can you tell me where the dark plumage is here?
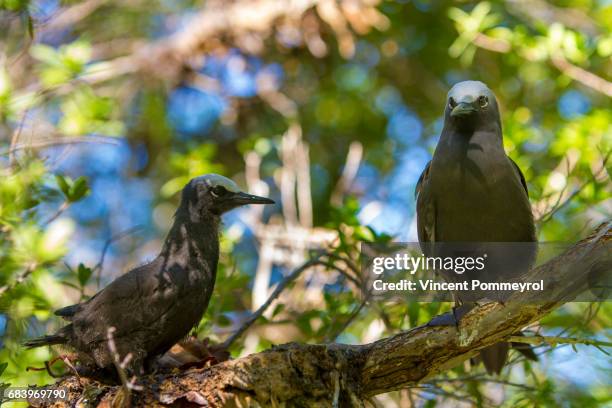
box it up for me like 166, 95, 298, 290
25, 174, 274, 374
415, 81, 538, 374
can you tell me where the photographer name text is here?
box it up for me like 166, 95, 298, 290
372, 279, 544, 292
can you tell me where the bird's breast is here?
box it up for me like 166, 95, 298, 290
429, 150, 533, 242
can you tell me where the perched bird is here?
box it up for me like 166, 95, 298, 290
25, 174, 274, 374
415, 81, 537, 374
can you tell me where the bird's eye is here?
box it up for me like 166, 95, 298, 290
448, 97, 457, 109
211, 186, 228, 198
478, 95, 489, 108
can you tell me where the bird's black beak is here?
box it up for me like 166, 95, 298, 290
451, 100, 478, 118
229, 191, 275, 206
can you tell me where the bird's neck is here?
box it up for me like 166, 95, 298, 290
438, 122, 504, 154
160, 214, 220, 272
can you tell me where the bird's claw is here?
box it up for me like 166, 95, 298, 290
427, 311, 458, 327
427, 304, 474, 327
155, 336, 230, 371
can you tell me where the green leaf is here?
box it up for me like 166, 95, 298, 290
30, 44, 63, 67
216, 314, 232, 327
69, 176, 89, 202
272, 303, 285, 318
55, 174, 71, 197
408, 302, 420, 328
424, 399, 436, 408
0, 362, 7, 377
77, 263, 93, 287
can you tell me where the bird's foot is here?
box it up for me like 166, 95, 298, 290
182, 337, 230, 367
427, 304, 473, 327
59, 354, 84, 384
202, 338, 231, 365
155, 336, 230, 371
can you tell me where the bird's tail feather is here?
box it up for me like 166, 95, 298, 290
512, 339, 538, 361
477, 334, 538, 374
479, 342, 509, 375
23, 334, 66, 348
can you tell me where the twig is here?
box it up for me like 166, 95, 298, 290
60, 355, 82, 385
8, 107, 30, 167
106, 327, 129, 381
43, 201, 69, 226
505, 0, 599, 36
421, 386, 480, 405
279, 128, 299, 226
537, 186, 581, 224
537, 149, 610, 224
221, 256, 326, 349
324, 253, 374, 341
325, 293, 369, 342
1, 136, 121, 157
551, 55, 612, 97
37, 0, 107, 34
26, 355, 69, 378
472, 34, 612, 97
316, 258, 362, 289
106, 327, 142, 408
583, 302, 602, 327
94, 226, 141, 288
324, 252, 362, 285
331, 141, 363, 206
428, 375, 536, 391
0, 263, 37, 298
294, 125, 313, 228
507, 335, 612, 351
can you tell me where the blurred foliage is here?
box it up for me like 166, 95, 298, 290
0, 0, 610, 406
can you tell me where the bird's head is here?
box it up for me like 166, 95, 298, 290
178, 174, 274, 222
445, 81, 500, 131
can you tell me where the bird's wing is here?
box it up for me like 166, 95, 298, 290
54, 304, 80, 321
72, 261, 165, 345
415, 161, 436, 247
55, 291, 102, 321
414, 160, 431, 200
508, 157, 528, 195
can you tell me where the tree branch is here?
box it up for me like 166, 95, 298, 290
507, 335, 612, 349
36, 223, 611, 407
472, 34, 612, 97
0, 136, 121, 157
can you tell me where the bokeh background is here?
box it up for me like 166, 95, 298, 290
0, 0, 610, 406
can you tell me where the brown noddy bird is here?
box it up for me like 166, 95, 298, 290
415, 81, 538, 374
25, 174, 274, 374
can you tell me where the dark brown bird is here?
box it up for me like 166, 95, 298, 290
25, 174, 274, 374
415, 81, 537, 374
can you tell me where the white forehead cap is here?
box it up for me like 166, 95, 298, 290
198, 174, 241, 193
448, 80, 492, 98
